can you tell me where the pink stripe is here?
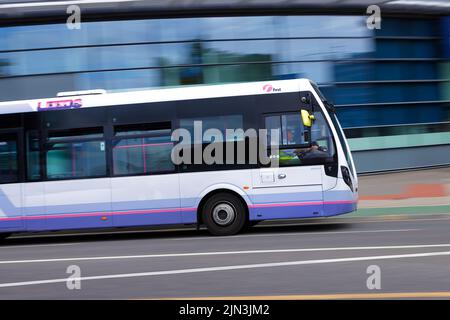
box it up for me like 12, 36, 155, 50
249, 200, 355, 208
250, 201, 321, 208
111, 207, 195, 216
24, 212, 108, 220
0, 207, 197, 221
0, 216, 22, 221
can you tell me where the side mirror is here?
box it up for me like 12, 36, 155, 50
301, 109, 315, 127
300, 95, 310, 104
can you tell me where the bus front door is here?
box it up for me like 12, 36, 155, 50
250, 165, 324, 221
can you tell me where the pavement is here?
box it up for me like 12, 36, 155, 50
351, 167, 450, 218
0, 167, 449, 299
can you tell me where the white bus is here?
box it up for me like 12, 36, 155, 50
0, 79, 357, 237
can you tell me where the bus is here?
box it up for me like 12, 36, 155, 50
0, 79, 358, 238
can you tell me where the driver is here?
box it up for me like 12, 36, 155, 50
294, 141, 328, 160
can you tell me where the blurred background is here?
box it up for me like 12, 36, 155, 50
0, 0, 449, 174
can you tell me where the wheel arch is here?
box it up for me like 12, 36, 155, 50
196, 186, 251, 225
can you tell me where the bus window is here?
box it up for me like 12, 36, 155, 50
26, 131, 41, 181
265, 110, 335, 167
115, 122, 171, 137
0, 134, 19, 184
265, 113, 308, 146
46, 128, 106, 180
180, 114, 243, 143
112, 124, 174, 176
310, 110, 336, 159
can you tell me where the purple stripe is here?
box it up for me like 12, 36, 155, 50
0, 200, 356, 228
0, 200, 356, 222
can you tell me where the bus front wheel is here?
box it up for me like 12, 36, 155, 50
0, 233, 11, 241
202, 193, 247, 236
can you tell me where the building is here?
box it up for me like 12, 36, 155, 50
0, 0, 449, 172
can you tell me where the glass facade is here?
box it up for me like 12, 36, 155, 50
0, 15, 449, 153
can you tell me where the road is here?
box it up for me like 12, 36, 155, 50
1, 215, 450, 299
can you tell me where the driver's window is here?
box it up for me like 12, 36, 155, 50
264, 110, 335, 167
265, 113, 308, 147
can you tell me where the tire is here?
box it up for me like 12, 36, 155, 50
202, 193, 247, 236
0, 233, 11, 241
246, 220, 260, 228
242, 220, 260, 232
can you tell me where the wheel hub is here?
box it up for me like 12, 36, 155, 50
212, 202, 236, 226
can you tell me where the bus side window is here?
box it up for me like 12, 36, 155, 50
265, 113, 308, 146
179, 114, 244, 144
26, 131, 41, 181
0, 133, 19, 184
112, 122, 174, 176
46, 127, 106, 180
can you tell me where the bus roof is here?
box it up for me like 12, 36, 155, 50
0, 78, 314, 115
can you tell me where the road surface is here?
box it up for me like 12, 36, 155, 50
1, 215, 450, 299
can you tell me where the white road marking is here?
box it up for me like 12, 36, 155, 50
1, 250, 450, 288
338, 216, 450, 223
257, 216, 450, 227
0, 242, 448, 265
170, 228, 420, 240
8, 215, 450, 241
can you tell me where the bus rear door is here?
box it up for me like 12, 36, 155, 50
0, 129, 24, 231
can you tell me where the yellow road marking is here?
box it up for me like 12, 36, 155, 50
159, 292, 450, 300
